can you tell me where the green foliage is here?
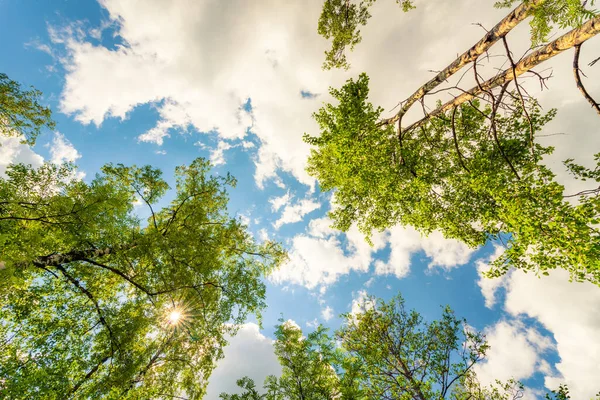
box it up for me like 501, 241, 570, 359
545, 384, 571, 399
0, 158, 286, 399
338, 295, 488, 399
318, 0, 414, 70
0, 72, 55, 145
305, 73, 600, 285
220, 377, 268, 400
495, 0, 598, 44
264, 320, 341, 399
222, 294, 568, 399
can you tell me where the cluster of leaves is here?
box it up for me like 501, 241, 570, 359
318, 0, 415, 70
0, 72, 54, 145
304, 73, 600, 285
0, 158, 286, 399
220, 294, 563, 400
495, 0, 598, 44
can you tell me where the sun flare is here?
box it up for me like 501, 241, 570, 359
167, 309, 183, 325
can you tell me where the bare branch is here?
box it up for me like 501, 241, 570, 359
451, 107, 470, 173
573, 43, 600, 115
379, 0, 543, 128
403, 16, 600, 132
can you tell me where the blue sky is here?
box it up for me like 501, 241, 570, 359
1, 0, 600, 398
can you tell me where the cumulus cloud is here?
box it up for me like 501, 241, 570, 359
476, 245, 508, 309
503, 271, 600, 398
48, 132, 81, 164
0, 136, 44, 176
306, 318, 319, 329
273, 197, 321, 229
271, 215, 474, 289
321, 306, 334, 321
350, 290, 372, 317
49, 0, 339, 188
269, 191, 292, 212
474, 320, 554, 386
477, 257, 600, 398
205, 323, 281, 399
269, 217, 387, 289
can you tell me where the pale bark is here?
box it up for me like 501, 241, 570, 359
380, 0, 542, 128
403, 15, 600, 133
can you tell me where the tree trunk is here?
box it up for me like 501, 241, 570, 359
403, 15, 600, 133
380, 0, 542, 128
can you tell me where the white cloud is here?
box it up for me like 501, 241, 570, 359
477, 259, 600, 399
258, 228, 269, 242
210, 140, 233, 166
238, 213, 251, 226
282, 319, 302, 331
205, 323, 281, 399
269, 191, 292, 212
273, 197, 321, 229
48, 132, 81, 164
306, 318, 319, 329
50, 0, 336, 188
476, 245, 508, 309
321, 306, 334, 322
350, 290, 374, 317
474, 320, 554, 386
503, 270, 600, 398
271, 216, 474, 289
0, 136, 44, 177
375, 226, 475, 279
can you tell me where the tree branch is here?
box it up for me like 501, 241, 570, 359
403, 16, 600, 132
573, 43, 600, 115
379, 0, 543, 128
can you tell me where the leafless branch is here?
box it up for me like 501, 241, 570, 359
573, 43, 600, 115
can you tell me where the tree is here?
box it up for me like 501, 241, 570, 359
338, 295, 489, 399
221, 295, 570, 400
221, 320, 356, 400
0, 158, 286, 399
264, 321, 342, 400
0, 72, 54, 145
306, 0, 600, 285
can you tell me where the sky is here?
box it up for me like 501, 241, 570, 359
1, 0, 599, 398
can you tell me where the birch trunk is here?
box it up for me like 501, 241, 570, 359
403, 15, 600, 133
380, 0, 543, 127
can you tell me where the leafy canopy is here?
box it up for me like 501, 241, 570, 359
318, 0, 415, 70
221, 294, 566, 399
495, 0, 598, 45
0, 72, 54, 145
304, 73, 600, 285
0, 158, 286, 399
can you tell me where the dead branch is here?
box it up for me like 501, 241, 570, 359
403, 16, 600, 133
573, 43, 600, 115
502, 36, 535, 153
451, 107, 470, 172
379, 0, 543, 128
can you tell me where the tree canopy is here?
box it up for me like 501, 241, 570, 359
307, 0, 600, 285
0, 159, 286, 399
220, 294, 573, 400
305, 73, 600, 284
0, 72, 54, 145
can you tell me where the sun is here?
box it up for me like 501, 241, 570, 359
168, 310, 183, 325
